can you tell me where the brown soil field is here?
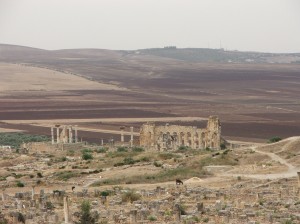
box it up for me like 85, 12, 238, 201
1, 46, 300, 143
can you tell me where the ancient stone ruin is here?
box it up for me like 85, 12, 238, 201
140, 116, 221, 150
51, 125, 78, 144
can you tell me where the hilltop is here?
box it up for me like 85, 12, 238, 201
1, 44, 300, 63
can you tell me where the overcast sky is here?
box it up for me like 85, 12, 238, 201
0, 0, 299, 53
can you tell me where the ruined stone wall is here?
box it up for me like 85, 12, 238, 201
140, 116, 221, 150
58, 125, 73, 144
21, 142, 85, 153
51, 125, 78, 144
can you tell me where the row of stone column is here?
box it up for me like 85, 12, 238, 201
51, 125, 78, 144
120, 126, 134, 147
51, 126, 134, 146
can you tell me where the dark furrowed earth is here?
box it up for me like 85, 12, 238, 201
1, 45, 300, 143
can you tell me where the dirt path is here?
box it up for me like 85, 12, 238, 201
222, 146, 299, 180
255, 148, 294, 170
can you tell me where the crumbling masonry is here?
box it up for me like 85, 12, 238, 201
140, 116, 221, 150
51, 125, 78, 144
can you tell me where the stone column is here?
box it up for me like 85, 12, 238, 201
192, 127, 197, 149
51, 127, 54, 144
130, 127, 134, 147
16, 199, 22, 210
150, 132, 155, 148
184, 134, 188, 147
32, 187, 35, 200
120, 127, 125, 142
56, 127, 60, 144
75, 125, 78, 143
68, 127, 73, 143
2, 190, 5, 201
101, 139, 104, 146
130, 209, 137, 223
215, 200, 222, 210
64, 196, 70, 224
121, 133, 124, 142
63, 126, 68, 143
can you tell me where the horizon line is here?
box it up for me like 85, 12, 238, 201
0, 42, 299, 55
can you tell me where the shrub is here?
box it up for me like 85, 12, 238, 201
37, 172, 43, 178
100, 191, 109, 197
121, 190, 141, 203
36, 180, 42, 185
56, 171, 78, 181
268, 136, 282, 143
82, 152, 93, 160
258, 199, 264, 206
46, 201, 54, 210
16, 181, 25, 187
159, 153, 179, 160
117, 147, 128, 152
178, 146, 189, 151
132, 147, 144, 152
220, 143, 226, 150
148, 215, 157, 221
203, 217, 209, 223
82, 148, 93, 153
77, 200, 96, 224
123, 157, 136, 165
114, 157, 138, 167
140, 157, 150, 162
153, 161, 162, 167
95, 148, 107, 153
17, 213, 25, 224
222, 149, 230, 155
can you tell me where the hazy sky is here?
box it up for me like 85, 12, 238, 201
0, 0, 299, 53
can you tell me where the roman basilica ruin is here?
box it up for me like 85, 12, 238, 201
140, 116, 221, 150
